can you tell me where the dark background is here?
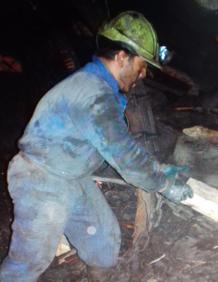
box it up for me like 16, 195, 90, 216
0, 0, 218, 156
1, 3, 218, 281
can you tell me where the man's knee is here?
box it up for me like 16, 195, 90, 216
78, 232, 121, 268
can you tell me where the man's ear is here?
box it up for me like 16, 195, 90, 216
115, 50, 127, 67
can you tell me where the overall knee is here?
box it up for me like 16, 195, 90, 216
78, 233, 121, 268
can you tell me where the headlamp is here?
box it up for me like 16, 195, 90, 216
159, 46, 172, 65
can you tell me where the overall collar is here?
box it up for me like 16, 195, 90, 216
82, 56, 127, 112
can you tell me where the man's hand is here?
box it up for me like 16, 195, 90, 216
160, 179, 193, 203
158, 163, 192, 203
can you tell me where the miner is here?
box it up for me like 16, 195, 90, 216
0, 11, 192, 281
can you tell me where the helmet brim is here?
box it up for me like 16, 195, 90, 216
144, 57, 162, 70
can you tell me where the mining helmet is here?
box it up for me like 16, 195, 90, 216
97, 11, 170, 69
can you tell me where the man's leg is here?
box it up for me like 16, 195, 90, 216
65, 176, 121, 268
0, 155, 74, 282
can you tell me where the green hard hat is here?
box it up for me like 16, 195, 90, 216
97, 11, 161, 69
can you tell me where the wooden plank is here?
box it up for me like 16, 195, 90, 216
182, 178, 218, 222
56, 235, 71, 257
92, 175, 128, 186
94, 175, 218, 223
183, 126, 218, 143
133, 190, 150, 244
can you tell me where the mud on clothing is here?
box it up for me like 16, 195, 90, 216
0, 57, 166, 282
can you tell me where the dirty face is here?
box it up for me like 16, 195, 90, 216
118, 55, 147, 93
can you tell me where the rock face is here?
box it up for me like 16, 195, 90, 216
173, 134, 218, 188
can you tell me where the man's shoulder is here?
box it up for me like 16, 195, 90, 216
65, 70, 114, 98
44, 69, 114, 106
71, 70, 112, 89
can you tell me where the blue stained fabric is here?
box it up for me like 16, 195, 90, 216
0, 154, 120, 282
82, 56, 127, 112
13, 67, 166, 189
0, 57, 167, 281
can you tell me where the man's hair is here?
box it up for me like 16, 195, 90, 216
96, 36, 136, 60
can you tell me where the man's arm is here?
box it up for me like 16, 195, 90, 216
72, 89, 166, 192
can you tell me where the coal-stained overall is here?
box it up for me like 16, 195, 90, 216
0, 57, 167, 282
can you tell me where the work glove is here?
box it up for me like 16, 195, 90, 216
160, 178, 193, 204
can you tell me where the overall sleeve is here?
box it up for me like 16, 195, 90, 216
70, 85, 167, 192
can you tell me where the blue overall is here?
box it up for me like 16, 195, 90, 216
0, 57, 166, 282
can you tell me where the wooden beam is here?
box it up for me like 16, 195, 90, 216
182, 178, 218, 222
183, 126, 218, 143
92, 175, 129, 186
133, 190, 157, 244
56, 235, 71, 257
94, 175, 218, 222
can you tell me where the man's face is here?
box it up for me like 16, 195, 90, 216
118, 55, 147, 93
